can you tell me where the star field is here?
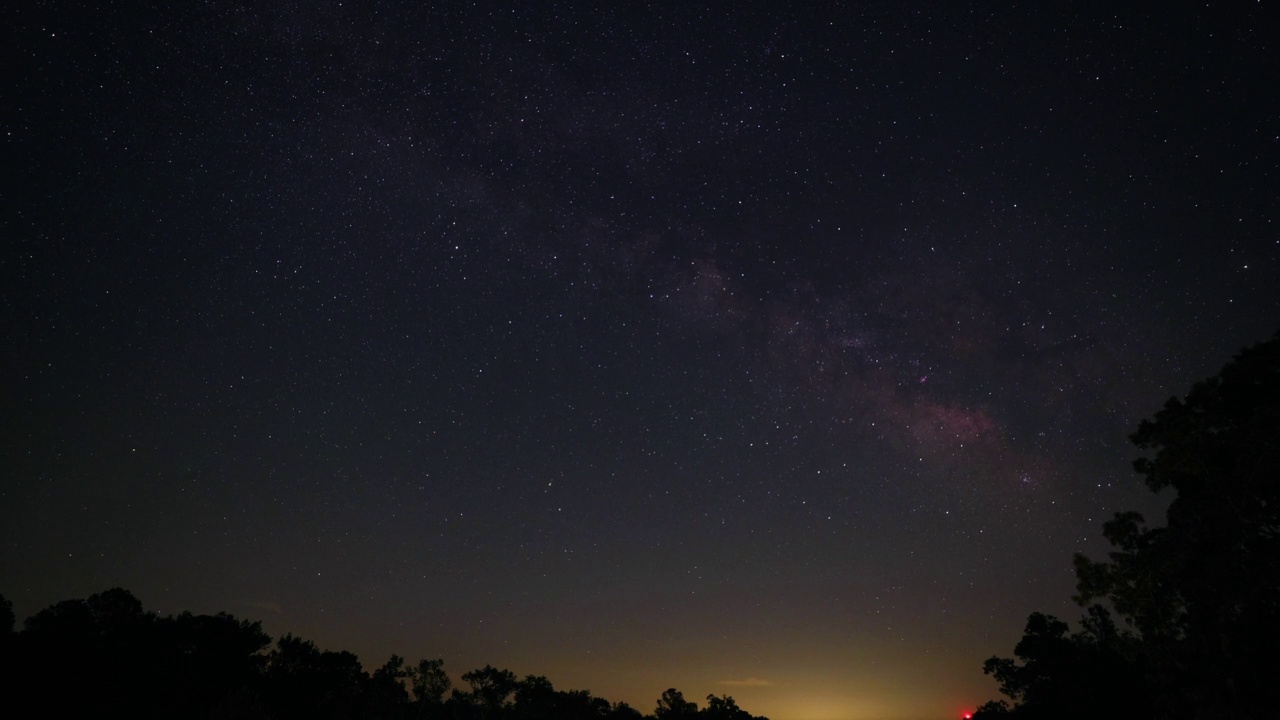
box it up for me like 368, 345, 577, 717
4, 3, 1278, 719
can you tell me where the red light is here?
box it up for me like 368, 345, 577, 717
963, 714, 972, 719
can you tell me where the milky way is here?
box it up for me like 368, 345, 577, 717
5, 3, 1277, 719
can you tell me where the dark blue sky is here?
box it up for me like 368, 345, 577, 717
4, 3, 1277, 718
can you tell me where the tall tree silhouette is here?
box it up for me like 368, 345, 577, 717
979, 333, 1280, 720
1073, 334, 1280, 717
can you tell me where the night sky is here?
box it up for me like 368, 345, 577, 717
4, 2, 1278, 719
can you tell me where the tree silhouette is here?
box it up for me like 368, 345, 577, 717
0, 587, 774, 720
654, 688, 699, 720
507, 673, 639, 720
980, 333, 1280, 719
0, 594, 15, 636
550, 687, 611, 720
409, 657, 452, 713
608, 701, 647, 720
513, 674, 557, 718
155, 610, 271, 715
459, 664, 519, 717
367, 654, 413, 718
263, 633, 369, 720
1, 588, 278, 718
0, 593, 13, 706
979, 607, 1144, 719
16, 587, 156, 716
702, 694, 760, 720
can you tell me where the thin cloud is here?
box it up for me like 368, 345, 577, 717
718, 678, 775, 687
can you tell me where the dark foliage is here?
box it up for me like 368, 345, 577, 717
0, 589, 767, 720
655, 688, 700, 720
979, 334, 1280, 720
0, 595, 12, 635
0, 588, 270, 719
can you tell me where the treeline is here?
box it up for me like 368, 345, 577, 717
0, 589, 764, 720
974, 334, 1279, 720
